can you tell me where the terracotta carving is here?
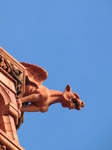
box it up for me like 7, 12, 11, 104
0, 54, 25, 99
17, 63, 85, 115
0, 47, 84, 149
0, 144, 6, 150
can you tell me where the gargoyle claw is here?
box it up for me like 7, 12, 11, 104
17, 99, 22, 117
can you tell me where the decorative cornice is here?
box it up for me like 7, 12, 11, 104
0, 47, 25, 99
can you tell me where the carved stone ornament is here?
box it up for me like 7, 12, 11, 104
0, 47, 25, 99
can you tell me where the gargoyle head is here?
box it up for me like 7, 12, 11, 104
62, 85, 85, 110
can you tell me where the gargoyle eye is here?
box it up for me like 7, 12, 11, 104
71, 98, 78, 104
73, 92, 80, 99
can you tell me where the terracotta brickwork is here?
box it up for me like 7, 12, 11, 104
0, 47, 25, 150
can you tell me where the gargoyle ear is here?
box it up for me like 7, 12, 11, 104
63, 92, 68, 100
65, 85, 71, 92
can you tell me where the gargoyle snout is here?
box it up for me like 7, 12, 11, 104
72, 98, 85, 110
81, 101, 85, 108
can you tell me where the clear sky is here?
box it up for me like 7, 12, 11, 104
0, 1, 112, 150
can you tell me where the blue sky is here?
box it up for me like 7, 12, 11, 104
0, 1, 112, 150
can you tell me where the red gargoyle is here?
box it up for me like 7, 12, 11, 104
17, 63, 85, 116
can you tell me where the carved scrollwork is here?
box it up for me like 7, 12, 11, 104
0, 54, 24, 99
0, 55, 11, 73
0, 144, 7, 150
10, 63, 23, 98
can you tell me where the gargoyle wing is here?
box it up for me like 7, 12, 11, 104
17, 62, 48, 129
20, 62, 48, 86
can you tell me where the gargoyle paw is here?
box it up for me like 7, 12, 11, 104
17, 99, 22, 117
